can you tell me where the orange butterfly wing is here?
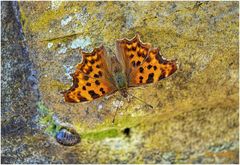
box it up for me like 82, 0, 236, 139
116, 34, 177, 86
116, 34, 151, 76
63, 46, 117, 103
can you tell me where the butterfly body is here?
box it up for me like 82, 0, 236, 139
63, 34, 177, 103
113, 72, 129, 98
104, 55, 129, 98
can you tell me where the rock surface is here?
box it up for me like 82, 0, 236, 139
1, 1, 239, 163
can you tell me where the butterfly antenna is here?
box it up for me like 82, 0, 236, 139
127, 93, 153, 109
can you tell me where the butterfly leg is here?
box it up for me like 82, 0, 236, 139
127, 92, 153, 109
111, 98, 124, 123
112, 105, 120, 124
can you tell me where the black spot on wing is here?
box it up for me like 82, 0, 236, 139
137, 51, 142, 57
89, 66, 93, 71
95, 80, 100, 85
146, 73, 154, 83
100, 87, 105, 94
88, 90, 100, 99
77, 92, 88, 102
96, 64, 100, 68
154, 66, 157, 70
94, 74, 99, 78
147, 65, 152, 69
98, 71, 103, 77
139, 76, 143, 83
136, 61, 141, 66
80, 97, 88, 102
82, 65, 93, 74
90, 59, 95, 64
83, 75, 89, 80
131, 61, 136, 67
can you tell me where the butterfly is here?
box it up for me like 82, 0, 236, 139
63, 34, 177, 103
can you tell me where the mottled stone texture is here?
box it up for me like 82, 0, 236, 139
1, 1, 239, 163
1, 1, 40, 163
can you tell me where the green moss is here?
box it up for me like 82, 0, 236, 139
37, 102, 62, 136
82, 128, 119, 140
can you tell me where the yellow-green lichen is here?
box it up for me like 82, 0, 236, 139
81, 128, 119, 140
19, 3, 28, 33
29, 5, 76, 33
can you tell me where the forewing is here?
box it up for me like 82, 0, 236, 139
63, 46, 117, 103
129, 48, 177, 86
